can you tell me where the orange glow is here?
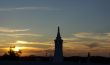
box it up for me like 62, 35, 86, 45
9, 46, 27, 52
14, 47, 21, 52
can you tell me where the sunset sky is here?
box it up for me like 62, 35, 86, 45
0, 0, 110, 57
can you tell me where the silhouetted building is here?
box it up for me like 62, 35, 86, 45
53, 26, 63, 62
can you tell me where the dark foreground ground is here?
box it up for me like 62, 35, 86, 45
1, 56, 110, 65
0, 61, 110, 65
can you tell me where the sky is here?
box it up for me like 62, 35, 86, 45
0, 0, 110, 57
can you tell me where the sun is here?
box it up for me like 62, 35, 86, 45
14, 47, 21, 52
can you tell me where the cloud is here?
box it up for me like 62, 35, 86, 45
85, 42, 100, 48
64, 38, 79, 41
0, 27, 43, 37
0, 33, 43, 37
6, 40, 53, 49
73, 32, 109, 40
0, 27, 29, 33
0, 7, 59, 12
64, 32, 110, 49
15, 40, 52, 45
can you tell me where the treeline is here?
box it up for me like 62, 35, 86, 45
64, 56, 110, 64
0, 55, 110, 64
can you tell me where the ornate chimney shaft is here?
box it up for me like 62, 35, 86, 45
53, 26, 63, 62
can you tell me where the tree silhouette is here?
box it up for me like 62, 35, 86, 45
2, 46, 22, 60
